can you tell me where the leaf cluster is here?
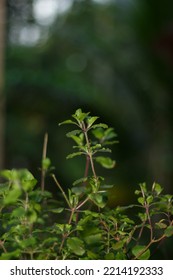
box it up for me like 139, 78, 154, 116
0, 109, 173, 259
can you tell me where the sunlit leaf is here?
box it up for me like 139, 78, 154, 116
68, 134, 84, 146
95, 156, 115, 169
139, 183, 147, 194
146, 195, 153, 204
42, 158, 51, 170
138, 197, 145, 205
0, 170, 12, 180
59, 120, 77, 126
3, 188, 22, 205
152, 182, 163, 195
87, 116, 99, 128
72, 108, 90, 122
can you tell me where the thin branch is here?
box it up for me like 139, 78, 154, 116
52, 174, 71, 208
133, 234, 166, 260
140, 185, 153, 241
76, 196, 90, 210
83, 127, 97, 179
0, 240, 7, 253
83, 155, 90, 180
41, 133, 48, 193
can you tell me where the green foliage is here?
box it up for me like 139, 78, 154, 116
0, 109, 173, 259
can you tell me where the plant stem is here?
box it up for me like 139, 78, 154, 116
84, 155, 90, 179
140, 185, 153, 241
83, 124, 97, 179
52, 174, 71, 208
146, 205, 153, 241
133, 234, 166, 260
0, 240, 7, 253
76, 197, 90, 210
41, 133, 48, 193
68, 208, 75, 225
137, 221, 146, 242
24, 192, 29, 212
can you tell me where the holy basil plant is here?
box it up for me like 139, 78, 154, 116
0, 108, 173, 259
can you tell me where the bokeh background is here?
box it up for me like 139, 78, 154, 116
0, 0, 173, 258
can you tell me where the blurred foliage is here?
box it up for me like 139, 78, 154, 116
4, 0, 173, 210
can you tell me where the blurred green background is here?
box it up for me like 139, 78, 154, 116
0, 0, 173, 257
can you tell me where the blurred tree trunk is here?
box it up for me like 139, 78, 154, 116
0, 0, 6, 170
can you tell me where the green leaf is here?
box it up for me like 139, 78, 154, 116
139, 183, 147, 194
91, 144, 102, 151
42, 237, 59, 246
84, 233, 102, 245
73, 177, 88, 186
42, 158, 51, 170
3, 188, 22, 205
155, 221, 167, 229
92, 128, 104, 139
113, 240, 125, 250
68, 134, 84, 146
67, 237, 85, 256
146, 195, 153, 204
95, 156, 115, 169
105, 253, 115, 260
59, 120, 77, 126
135, 190, 141, 195
87, 250, 99, 259
13, 169, 37, 192
0, 182, 10, 194
72, 108, 90, 122
138, 197, 145, 205
48, 208, 64, 214
165, 226, 173, 237
132, 245, 150, 260
66, 152, 84, 159
89, 193, 107, 208
87, 116, 99, 128
98, 147, 112, 153
20, 237, 36, 249
66, 130, 81, 137
115, 252, 127, 260
138, 212, 147, 221
0, 170, 12, 180
152, 182, 163, 195
104, 128, 117, 140
11, 207, 25, 218
71, 186, 86, 195
92, 123, 108, 129
84, 210, 99, 217
0, 250, 21, 260
26, 209, 38, 223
